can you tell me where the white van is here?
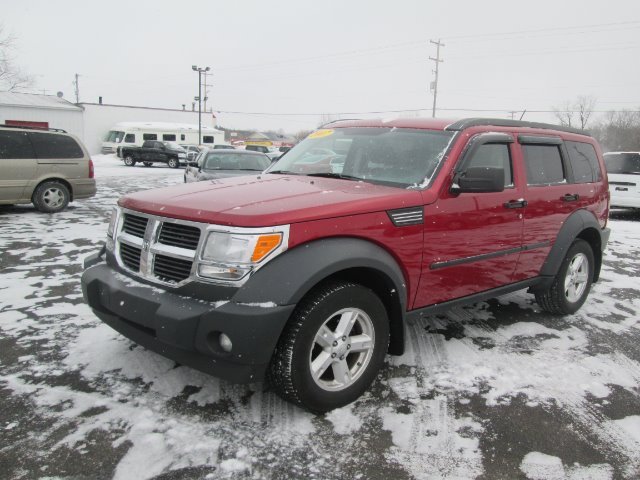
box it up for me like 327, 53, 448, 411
101, 122, 225, 156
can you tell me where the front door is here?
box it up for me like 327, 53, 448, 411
414, 134, 525, 308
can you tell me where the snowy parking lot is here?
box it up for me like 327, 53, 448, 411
1, 155, 639, 479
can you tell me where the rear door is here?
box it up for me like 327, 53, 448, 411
512, 136, 594, 280
0, 130, 37, 202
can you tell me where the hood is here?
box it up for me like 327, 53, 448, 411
119, 174, 424, 227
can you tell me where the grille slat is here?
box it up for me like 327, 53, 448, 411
158, 223, 201, 250
120, 243, 142, 271
153, 254, 193, 283
122, 214, 149, 238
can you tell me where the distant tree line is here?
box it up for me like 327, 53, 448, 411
553, 95, 640, 152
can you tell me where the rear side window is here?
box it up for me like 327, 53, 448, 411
28, 132, 84, 159
566, 141, 601, 183
0, 130, 36, 159
143, 133, 157, 141
522, 144, 565, 185
202, 136, 214, 144
124, 133, 135, 143
162, 134, 176, 141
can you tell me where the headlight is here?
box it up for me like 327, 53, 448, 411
197, 228, 287, 282
107, 207, 119, 238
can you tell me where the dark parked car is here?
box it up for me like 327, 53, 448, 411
184, 149, 270, 183
82, 118, 610, 412
120, 141, 187, 168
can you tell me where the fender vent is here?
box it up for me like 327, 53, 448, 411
388, 207, 424, 226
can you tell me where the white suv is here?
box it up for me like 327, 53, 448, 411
604, 152, 640, 209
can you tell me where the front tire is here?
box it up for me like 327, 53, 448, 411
535, 239, 594, 315
124, 156, 136, 166
168, 157, 179, 168
268, 281, 389, 413
33, 181, 70, 213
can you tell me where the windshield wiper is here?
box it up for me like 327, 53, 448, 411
306, 172, 361, 181
268, 170, 301, 175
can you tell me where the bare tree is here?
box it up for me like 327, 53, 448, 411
0, 25, 34, 91
553, 96, 597, 130
575, 95, 597, 130
553, 101, 575, 128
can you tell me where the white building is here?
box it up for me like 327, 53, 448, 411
0, 92, 218, 154
0, 91, 84, 137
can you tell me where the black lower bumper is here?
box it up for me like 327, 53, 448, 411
81, 262, 295, 383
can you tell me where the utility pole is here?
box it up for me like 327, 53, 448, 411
429, 39, 444, 118
192, 65, 210, 145
73, 73, 80, 104
203, 70, 213, 112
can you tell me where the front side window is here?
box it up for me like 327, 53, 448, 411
28, 132, 84, 159
124, 133, 135, 143
143, 133, 157, 141
0, 130, 36, 159
604, 153, 640, 175
566, 141, 601, 183
268, 127, 455, 188
465, 143, 513, 187
522, 144, 565, 185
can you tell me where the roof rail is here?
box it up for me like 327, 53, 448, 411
445, 118, 588, 136
317, 118, 362, 128
0, 124, 68, 133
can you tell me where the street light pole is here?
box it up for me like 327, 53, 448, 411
192, 65, 210, 145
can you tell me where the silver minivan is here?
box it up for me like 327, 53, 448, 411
0, 125, 96, 213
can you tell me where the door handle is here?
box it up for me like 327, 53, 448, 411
562, 193, 579, 202
504, 199, 528, 209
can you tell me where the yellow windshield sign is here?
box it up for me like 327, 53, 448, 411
308, 129, 334, 139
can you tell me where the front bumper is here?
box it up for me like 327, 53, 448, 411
81, 253, 295, 383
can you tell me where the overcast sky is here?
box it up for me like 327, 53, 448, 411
3, 0, 640, 133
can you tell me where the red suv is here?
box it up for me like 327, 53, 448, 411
82, 118, 610, 412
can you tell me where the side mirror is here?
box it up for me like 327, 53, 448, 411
451, 167, 505, 194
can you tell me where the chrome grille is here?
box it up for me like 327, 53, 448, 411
122, 214, 148, 238
119, 243, 142, 271
158, 223, 201, 250
153, 254, 193, 283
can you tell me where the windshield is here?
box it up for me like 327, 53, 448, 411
203, 152, 271, 171
604, 153, 640, 174
267, 127, 455, 187
105, 130, 125, 143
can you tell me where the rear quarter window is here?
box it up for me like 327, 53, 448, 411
0, 130, 36, 159
28, 132, 84, 159
565, 141, 601, 183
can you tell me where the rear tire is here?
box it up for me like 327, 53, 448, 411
535, 239, 594, 315
124, 156, 136, 166
33, 181, 70, 213
168, 157, 179, 168
268, 281, 389, 413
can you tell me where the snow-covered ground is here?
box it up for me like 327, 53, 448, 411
1, 156, 639, 479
